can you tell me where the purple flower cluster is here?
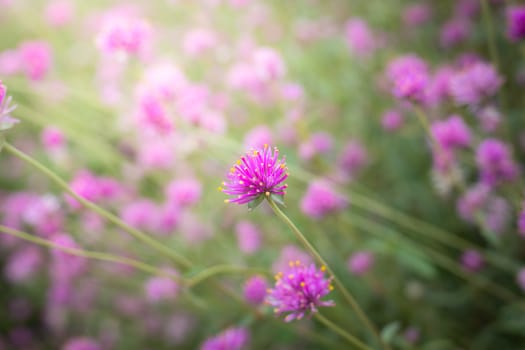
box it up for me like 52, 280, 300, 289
506, 6, 525, 42
476, 139, 518, 186
430, 115, 471, 150
266, 261, 335, 322
221, 144, 288, 205
300, 180, 347, 219
200, 327, 250, 350
386, 54, 429, 103
0, 80, 18, 131
449, 62, 503, 107
243, 275, 268, 306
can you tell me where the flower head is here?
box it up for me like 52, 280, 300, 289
430, 115, 471, 150
476, 138, 518, 186
221, 144, 288, 207
200, 327, 249, 350
507, 6, 525, 42
62, 337, 101, 350
386, 54, 430, 103
243, 275, 268, 306
0, 80, 19, 131
266, 261, 335, 322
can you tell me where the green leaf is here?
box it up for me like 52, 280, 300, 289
381, 321, 401, 344
247, 195, 264, 211
270, 193, 286, 207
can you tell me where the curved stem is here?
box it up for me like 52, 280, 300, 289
315, 313, 373, 350
187, 265, 271, 288
3, 142, 192, 269
266, 198, 387, 350
0, 225, 182, 283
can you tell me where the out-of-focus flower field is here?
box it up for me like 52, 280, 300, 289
2, 0, 525, 349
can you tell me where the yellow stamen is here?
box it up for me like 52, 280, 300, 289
321, 266, 326, 272
265, 191, 270, 196
300, 282, 305, 287
224, 199, 230, 203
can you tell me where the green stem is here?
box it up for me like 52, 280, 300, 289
3, 142, 192, 269
315, 313, 372, 350
266, 198, 387, 350
187, 265, 270, 288
0, 225, 181, 283
481, 0, 500, 71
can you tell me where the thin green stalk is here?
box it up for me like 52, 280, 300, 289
481, 0, 500, 71
187, 265, 271, 288
266, 198, 387, 350
0, 225, 181, 283
343, 214, 519, 303
3, 142, 192, 269
315, 312, 372, 350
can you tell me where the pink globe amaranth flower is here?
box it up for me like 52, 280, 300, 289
457, 183, 490, 222
45, 1, 74, 27
65, 171, 102, 209
280, 82, 304, 101
426, 66, 454, 106
144, 274, 179, 303
23, 194, 63, 236
96, 14, 152, 58
0, 50, 21, 76
440, 18, 471, 49
266, 261, 335, 322
430, 115, 471, 150
244, 125, 273, 149
348, 251, 375, 276
252, 47, 286, 82
4, 246, 42, 283
183, 28, 218, 57
517, 268, 525, 292
476, 106, 501, 133
344, 18, 377, 57
201, 327, 250, 350
221, 144, 288, 206
243, 275, 268, 305
50, 233, 87, 281
402, 4, 432, 27
137, 137, 175, 170
449, 62, 503, 107
298, 132, 334, 161
0, 80, 5, 105
18, 40, 52, 81
136, 93, 173, 135
142, 63, 187, 101
300, 180, 347, 220
120, 199, 159, 232
460, 249, 484, 272
381, 110, 404, 131
0, 81, 19, 131
403, 327, 420, 344
338, 140, 368, 178
272, 245, 313, 273
235, 220, 261, 254
166, 178, 202, 207
507, 6, 525, 42
386, 54, 430, 103
62, 337, 101, 350
476, 139, 518, 186
41, 126, 65, 149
